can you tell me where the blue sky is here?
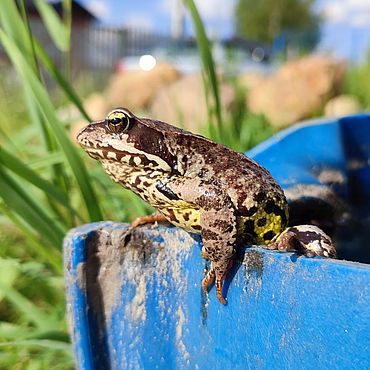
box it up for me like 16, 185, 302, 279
79, 0, 370, 63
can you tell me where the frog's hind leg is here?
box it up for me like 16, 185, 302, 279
267, 225, 337, 258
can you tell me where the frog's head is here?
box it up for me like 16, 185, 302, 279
77, 108, 180, 173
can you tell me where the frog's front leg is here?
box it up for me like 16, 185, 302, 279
200, 205, 236, 305
164, 178, 238, 304
131, 211, 169, 228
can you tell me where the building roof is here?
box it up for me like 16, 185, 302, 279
23, 0, 96, 22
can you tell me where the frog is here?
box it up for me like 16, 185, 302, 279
77, 108, 336, 304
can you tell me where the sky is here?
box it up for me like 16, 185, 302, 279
79, 0, 370, 63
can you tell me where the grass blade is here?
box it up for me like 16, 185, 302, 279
33, 0, 70, 52
27, 152, 66, 169
0, 340, 72, 353
0, 29, 103, 222
0, 0, 33, 62
0, 167, 65, 247
0, 204, 63, 273
0, 322, 31, 340
0, 259, 19, 302
34, 40, 91, 121
0, 146, 83, 224
16, 0, 90, 121
184, 0, 223, 140
0, 283, 57, 331
4, 2, 74, 204
0, 147, 74, 210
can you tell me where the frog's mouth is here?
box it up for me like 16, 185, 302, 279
77, 125, 173, 171
80, 144, 119, 161
76, 125, 118, 159
78, 140, 172, 171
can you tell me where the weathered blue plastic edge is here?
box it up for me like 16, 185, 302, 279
64, 222, 370, 370
64, 222, 115, 370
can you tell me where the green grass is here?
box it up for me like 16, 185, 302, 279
343, 64, 370, 110
0, 0, 273, 368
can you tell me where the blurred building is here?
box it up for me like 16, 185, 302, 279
170, 0, 185, 40
24, 0, 96, 72
2, 1, 269, 74
19, 0, 170, 72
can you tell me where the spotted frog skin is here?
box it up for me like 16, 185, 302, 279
77, 108, 335, 304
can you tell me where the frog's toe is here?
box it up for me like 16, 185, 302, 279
268, 225, 337, 258
266, 230, 295, 251
215, 275, 227, 305
214, 260, 234, 305
202, 260, 233, 304
201, 268, 215, 293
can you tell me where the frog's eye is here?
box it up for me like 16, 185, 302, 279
106, 110, 131, 133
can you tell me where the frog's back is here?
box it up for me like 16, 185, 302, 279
178, 135, 289, 244
150, 119, 288, 244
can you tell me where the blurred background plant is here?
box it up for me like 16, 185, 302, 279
0, 0, 369, 368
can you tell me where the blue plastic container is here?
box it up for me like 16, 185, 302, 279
64, 115, 370, 369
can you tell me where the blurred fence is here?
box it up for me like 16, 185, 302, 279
76, 27, 171, 71
0, 22, 171, 73
0, 21, 272, 74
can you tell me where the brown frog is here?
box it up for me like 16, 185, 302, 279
77, 108, 336, 304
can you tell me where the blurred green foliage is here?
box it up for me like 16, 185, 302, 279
184, 0, 274, 151
343, 64, 370, 110
235, 0, 320, 49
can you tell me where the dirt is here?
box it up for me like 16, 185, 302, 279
176, 306, 190, 361
74, 222, 196, 361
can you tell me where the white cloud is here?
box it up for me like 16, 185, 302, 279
159, 0, 235, 21
159, 0, 235, 37
159, 0, 184, 14
322, 2, 347, 23
321, 0, 370, 27
347, 0, 370, 9
86, 0, 111, 18
351, 12, 370, 27
194, 0, 235, 21
124, 14, 154, 31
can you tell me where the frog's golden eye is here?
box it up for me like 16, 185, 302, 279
106, 110, 131, 133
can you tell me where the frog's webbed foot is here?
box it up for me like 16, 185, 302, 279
267, 225, 337, 258
131, 211, 169, 228
201, 259, 234, 305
